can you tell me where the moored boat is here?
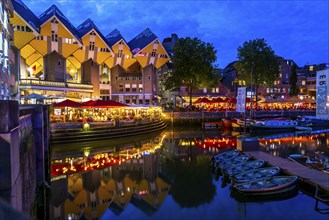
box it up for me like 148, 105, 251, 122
249, 120, 298, 130
232, 167, 281, 183
223, 159, 265, 177
233, 175, 298, 196
211, 149, 240, 164
216, 154, 251, 171
288, 154, 328, 173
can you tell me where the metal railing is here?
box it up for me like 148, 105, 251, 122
19, 79, 94, 90
19, 114, 32, 139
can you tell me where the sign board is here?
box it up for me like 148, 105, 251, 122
236, 87, 246, 113
316, 69, 329, 118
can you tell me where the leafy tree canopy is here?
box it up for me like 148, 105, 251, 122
289, 63, 299, 96
164, 37, 218, 105
234, 38, 279, 89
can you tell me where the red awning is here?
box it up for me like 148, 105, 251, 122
82, 99, 129, 108
194, 97, 211, 104
53, 99, 81, 108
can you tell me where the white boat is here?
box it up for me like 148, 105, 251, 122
249, 120, 298, 130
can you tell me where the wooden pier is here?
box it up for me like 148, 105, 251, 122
246, 151, 329, 193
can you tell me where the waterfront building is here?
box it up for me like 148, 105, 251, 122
0, 0, 15, 100
221, 56, 329, 100
9, 0, 170, 104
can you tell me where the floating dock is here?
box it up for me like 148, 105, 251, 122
246, 151, 329, 193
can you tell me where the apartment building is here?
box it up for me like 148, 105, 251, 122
10, 0, 170, 104
0, 0, 15, 100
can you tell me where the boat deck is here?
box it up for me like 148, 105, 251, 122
246, 151, 329, 193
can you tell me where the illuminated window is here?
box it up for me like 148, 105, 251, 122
267, 88, 270, 93
309, 66, 314, 71
302, 80, 306, 85
279, 73, 282, 78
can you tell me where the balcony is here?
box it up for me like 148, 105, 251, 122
19, 79, 94, 93
100, 83, 110, 90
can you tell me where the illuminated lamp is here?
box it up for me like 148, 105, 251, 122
83, 122, 90, 131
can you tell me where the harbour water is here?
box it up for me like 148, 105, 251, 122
50, 126, 329, 220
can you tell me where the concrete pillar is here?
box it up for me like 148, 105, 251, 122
0, 100, 22, 211
237, 137, 260, 152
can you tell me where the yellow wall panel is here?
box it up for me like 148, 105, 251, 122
104, 57, 114, 68
123, 59, 137, 69
20, 44, 35, 59
141, 43, 154, 53
14, 32, 35, 49
112, 44, 119, 53
73, 50, 86, 63
26, 53, 41, 66
122, 44, 132, 56
82, 35, 90, 46
58, 23, 74, 39
95, 35, 107, 48
156, 44, 167, 55
29, 40, 48, 56
40, 22, 51, 36
67, 56, 81, 69
136, 56, 148, 68
156, 58, 170, 69
96, 52, 111, 65
10, 13, 27, 26
62, 44, 79, 58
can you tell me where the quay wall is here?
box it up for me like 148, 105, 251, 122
163, 110, 315, 125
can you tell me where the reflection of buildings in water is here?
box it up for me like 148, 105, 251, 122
160, 131, 237, 162
259, 133, 329, 159
50, 153, 171, 219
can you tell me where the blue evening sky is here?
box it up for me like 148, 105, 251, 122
25, 0, 329, 68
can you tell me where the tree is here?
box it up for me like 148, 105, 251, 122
289, 64, 299, 96
164, 37, 218, 106
234, 38, 279, 110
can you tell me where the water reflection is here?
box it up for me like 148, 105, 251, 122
49, 128, 329, 220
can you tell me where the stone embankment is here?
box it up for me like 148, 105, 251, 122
51, 119, 167, 145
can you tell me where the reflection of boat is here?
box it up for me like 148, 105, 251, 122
223, 159, 265, 177
230, 185, 298, 203
232, 167, 281, 183
211, 149, 240, 164
216, 154, 251, 171
222, 119, 233, 128
249, 120, 298, 130
233, 176, 298, 196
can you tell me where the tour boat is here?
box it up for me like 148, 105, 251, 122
249, 120, 298, 130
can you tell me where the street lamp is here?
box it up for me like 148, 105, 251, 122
250, 62, 254, 119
